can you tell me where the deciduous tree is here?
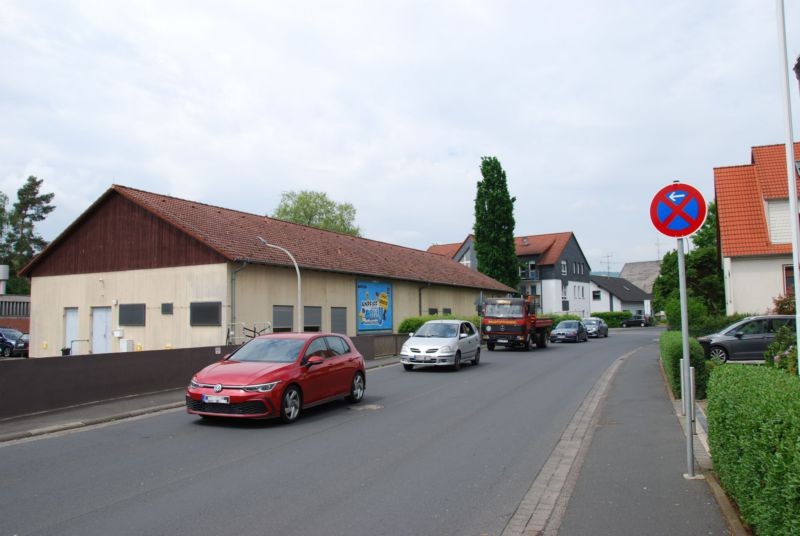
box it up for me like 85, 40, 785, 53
272, 190, 361, 236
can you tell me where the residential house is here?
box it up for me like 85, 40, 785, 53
714, 142, 800, 315
619, 260, 661, 294
589, 276, 651, 316
427, 232, 592, 317
21, 185, 514, 357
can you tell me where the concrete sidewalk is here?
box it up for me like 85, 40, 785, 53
553, 349, 745, 536
0, 355, 400, 443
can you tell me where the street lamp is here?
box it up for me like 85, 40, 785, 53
257, 236, 302, 332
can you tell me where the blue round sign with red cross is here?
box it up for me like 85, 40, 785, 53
650, 183, 707, 237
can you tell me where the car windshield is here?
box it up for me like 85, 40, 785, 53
0, 329, 22, 340
414, 323, 458, 338
483, 303, 523, 318
583, 320, 598, 326
228, 338, 306, 363
557, 321, 579, 329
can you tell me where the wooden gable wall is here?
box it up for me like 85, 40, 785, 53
26, 193, 227, 277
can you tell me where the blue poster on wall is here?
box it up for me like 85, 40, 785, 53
356, 281, 393, 332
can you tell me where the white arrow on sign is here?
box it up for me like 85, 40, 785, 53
668, 191, 685, 203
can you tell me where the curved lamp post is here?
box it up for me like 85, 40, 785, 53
257, 236, 302, 332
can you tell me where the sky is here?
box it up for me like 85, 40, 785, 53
2, 1, 800, 275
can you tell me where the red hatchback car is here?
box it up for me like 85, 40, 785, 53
186, 332, 366, 423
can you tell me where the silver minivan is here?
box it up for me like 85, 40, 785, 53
400, 319, 481, 371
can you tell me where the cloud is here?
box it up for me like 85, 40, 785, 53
1, 0, 798, 274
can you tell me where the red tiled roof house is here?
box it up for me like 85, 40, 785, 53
20, 186, 514, 357
714, 142, 800, 315
427, 232, 592, 316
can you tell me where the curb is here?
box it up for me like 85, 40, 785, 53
0, 402, 185, 444
657, 356, 750, 536
1, 356, 401, 444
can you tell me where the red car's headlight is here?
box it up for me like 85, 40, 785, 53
244, 381, 281, 393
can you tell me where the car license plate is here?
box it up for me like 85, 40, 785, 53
202, 394, 229, 404
497, 338, 508, 343
557, 334, 565, 339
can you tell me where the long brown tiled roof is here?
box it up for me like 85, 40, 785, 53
34, 185, 514, 292
714, 142, 800, 258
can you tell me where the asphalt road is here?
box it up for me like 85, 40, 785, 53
0, 329, 657, 536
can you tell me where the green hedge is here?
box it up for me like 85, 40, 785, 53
659, 331, 708, 399
707, 366, 800, 535
398, 314, 482, 334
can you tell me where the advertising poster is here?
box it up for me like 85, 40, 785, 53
356, 281, 393, 332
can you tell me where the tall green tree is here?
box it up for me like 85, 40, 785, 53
272, 190, 361, 236
4, 176, 55, 294
652, 202, 725, 316
473, 156, 519, 289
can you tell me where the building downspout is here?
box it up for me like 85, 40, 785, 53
418, 282, 431, 316
230, 261, 249, 334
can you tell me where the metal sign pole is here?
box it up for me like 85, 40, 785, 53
677, 237, 695, 478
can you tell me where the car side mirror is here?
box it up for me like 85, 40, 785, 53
459, 333, 468, 339
408, 332, 414, 337
306, 355, 325, 367
734, 332, 744, 339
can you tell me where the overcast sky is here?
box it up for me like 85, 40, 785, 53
2, 1, 800, 274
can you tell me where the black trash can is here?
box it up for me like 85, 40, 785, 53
61, 347, 71, 356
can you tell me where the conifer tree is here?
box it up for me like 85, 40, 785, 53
473, 156, 519, 289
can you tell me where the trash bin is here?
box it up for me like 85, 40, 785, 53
61, 347, 71, 356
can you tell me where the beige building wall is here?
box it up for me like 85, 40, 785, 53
29, 262, 506, 357
29, 264, 229, 358
724, 256, 789, 316
232, 265, 498, 337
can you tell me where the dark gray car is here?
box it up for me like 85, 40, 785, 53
696, 315, 795, 362
582, 318, 608, 338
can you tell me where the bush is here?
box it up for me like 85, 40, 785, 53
664, 295, 708, 331
764, 325, 798, 376
659, 331, 708, 399
549, 313, 581, 325
689, 313, 750, 338
707, 366, 800, 535
397, 314, 481, 334
590, 311, 633, 328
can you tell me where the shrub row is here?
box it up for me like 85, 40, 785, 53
659, 331, 708, 399
397, 314, 481, 334
589, 311, 634, 328
706, 366, 800, 535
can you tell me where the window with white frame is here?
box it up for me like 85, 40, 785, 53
561, 261, 567, 275
561, 281, 568, 299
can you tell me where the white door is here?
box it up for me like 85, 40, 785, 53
64, 308, 78, 354
91, 307, 112, 354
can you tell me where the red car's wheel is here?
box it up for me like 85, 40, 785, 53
347, 372, 365, 403
280, 385, 302, 423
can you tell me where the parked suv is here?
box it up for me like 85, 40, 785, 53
0, 328, 23, 357
697, 315, 795, 363
620, 314, 651, 328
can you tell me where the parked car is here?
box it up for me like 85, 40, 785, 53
0, 328, 23, 357
696, 315, 795, 363
400, 319, 480, 371
620, 314, 652, 328
582, 318, 608, 338
186, 332, 366, 423
13, 333, 29, 357
549, 320, 588, 343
